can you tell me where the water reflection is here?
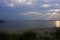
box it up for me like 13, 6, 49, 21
55, 21, 60, 27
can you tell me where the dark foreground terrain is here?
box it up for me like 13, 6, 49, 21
0, 27, 60, 40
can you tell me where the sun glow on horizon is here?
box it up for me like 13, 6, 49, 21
55, 21, 60, 27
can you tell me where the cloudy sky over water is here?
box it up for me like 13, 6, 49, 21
0, 0, 60, 20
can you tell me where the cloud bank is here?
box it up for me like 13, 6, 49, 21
0, 0, 60, 20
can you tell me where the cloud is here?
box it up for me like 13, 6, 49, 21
23, 12, 42, 15
55, 4, 59, 6
0, 0, 60, 20
40, 4, 51, 8
14, 0, 37, 5
48, 9, 60, 12
6, 3, 14, 7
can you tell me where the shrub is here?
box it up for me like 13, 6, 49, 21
8, 33, 22, 40
0, 31, 8, 40
50, 28, 60, 40
21, 31, 37, 40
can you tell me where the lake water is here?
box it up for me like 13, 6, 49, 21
0, 20, 60, 30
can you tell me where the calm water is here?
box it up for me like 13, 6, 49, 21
0, 20, 59, 30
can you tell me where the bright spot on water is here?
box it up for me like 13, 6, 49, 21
55, 21, 60, 27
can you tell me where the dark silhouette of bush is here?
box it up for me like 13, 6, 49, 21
0, 30, 58, 40
0, 31, 8, 40
38, 33, 51, 40
7, 33, 22, 40
50, 28, 60, 40
21, 31, 37, 40
55, 28, 60, 38
0, 31, 22, 40
0, 31, 37, 40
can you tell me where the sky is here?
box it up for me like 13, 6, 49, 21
0, 0, 60, 20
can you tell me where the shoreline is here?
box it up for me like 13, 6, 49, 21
0, 27, 57, 33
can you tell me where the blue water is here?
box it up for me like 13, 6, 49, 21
0, 20, 55, 30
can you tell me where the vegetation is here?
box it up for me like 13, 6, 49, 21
50, 28, 60, 40
0, 28, 60, 40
